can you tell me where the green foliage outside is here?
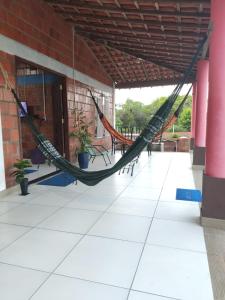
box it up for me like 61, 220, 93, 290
116, 95, 192, 132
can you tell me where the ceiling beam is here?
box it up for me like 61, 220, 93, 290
80, 34, 185, 73
116, 77, 194, 89
140, 62, 150, 82
103, 48, 125, 82
90, 39, 197, 60
136, 0, 209, 2
59, 11, 208, 29
75, 28, 202, 45
80, 33, 198, 52
73, 22, 206, 38
120, 47, 194, 64
45, 0, 210, 18
112, 43, 194, 58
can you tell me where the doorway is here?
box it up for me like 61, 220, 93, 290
15, 59, 69, 181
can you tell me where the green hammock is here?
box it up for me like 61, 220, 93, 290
11, 35, 206, 186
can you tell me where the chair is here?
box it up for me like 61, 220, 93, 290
86, 144, 112, 166
118, 156, 139, 176
30, 148, 45, 168
147, 142, 152, 156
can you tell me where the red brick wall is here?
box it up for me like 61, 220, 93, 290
177, 138, 190, 152
0, 52, 21, 187
0, 0, 112, 87
0, 0, 114, 187
67, 79, 113, 162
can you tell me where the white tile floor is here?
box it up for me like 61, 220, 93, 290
0, 152, 214, 300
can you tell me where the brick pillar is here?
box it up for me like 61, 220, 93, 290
0, 52, 21, 188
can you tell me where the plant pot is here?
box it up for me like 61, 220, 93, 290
20, 178, 29, 196
78, 152, 90, 169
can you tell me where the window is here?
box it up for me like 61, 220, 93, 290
95, 93, 110, 138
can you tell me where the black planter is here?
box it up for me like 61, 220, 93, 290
20, 178, 29, 196
78, 152, 90, 169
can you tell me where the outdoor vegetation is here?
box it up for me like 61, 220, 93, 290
116, 95, 192, 132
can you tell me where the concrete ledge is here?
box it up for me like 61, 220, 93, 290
192, 165, 205, 171
0, 185, 19, 198
193, 146, 205, 165
201, 173, 225, 220
151, 142, 164, 152
201, 216, 225, 230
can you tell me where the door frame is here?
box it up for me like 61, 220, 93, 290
15, 57, 69, 159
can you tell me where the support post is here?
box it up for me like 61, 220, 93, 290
190, 83, 197, 150
201, 0, 225, 224
193, 60, 209, 166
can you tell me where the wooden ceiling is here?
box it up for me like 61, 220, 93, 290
45, 0, 210, 88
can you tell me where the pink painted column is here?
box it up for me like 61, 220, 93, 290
201, 0, 225, 221
194, 60, 209, 148
191, 83, 197, 138
205, 0, 225, 178
192, 60, 209, 165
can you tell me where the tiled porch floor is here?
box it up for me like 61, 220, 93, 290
0, 152, 214, 300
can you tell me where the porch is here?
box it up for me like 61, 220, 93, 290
0, 152, 215, 300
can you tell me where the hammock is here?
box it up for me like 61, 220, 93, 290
1, 35, 206, 186
154, 84, 192, 141
89, 84, 192, 144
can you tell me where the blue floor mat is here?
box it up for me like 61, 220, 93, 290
38, 171, 76, 187
24, 169, 38, 174
176, 188, 202, 202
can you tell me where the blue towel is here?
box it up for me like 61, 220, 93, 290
176, 188, 202, 202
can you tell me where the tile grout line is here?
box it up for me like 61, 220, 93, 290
126, 154, 174, 300
0, 165, 132, 259
0, 204, 63, 254
28, 175, 132, 299
0, 153, 176, 298
131, 288, 182, 300
0, 176, 105, 254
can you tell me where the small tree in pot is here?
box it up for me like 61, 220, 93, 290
11, 159, 32, 195
70, 107, 93, 169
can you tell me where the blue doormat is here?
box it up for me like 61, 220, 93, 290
24, 169, 38, 174
38, 171, 76, 187
176, 188, 202, 202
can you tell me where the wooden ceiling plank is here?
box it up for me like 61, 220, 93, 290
81, 33, 198, 51
116, 45, 195, 58
60, 11, 208, 29
79, 33, 184, 73
116, 77, 194, 89
104, 47, 126, 82
73, 22, 206, 38
45, 0, 210, 18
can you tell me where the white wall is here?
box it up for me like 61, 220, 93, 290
0, 114, 6, 191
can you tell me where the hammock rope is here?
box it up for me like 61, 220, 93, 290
154, 84, 192, 140
1, 35, 206, 186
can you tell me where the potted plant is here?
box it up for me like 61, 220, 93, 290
11, 159, 32, 195
70, 107, 92, 169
